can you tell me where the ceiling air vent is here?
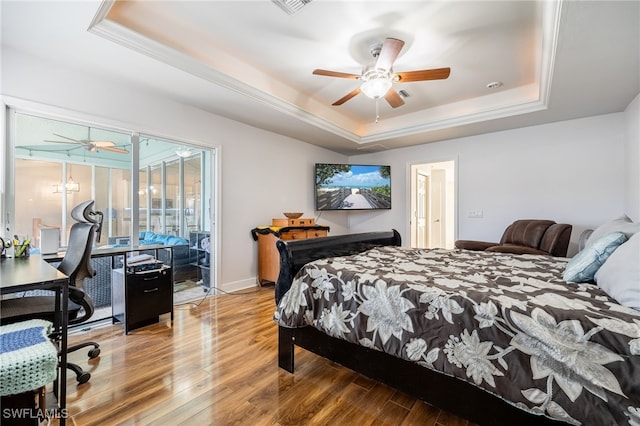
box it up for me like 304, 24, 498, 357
357, 144, 390, 153
272, 0, 313, 15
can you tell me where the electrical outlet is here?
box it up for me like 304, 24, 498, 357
468, 210, 483, 218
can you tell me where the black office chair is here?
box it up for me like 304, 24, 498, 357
0, 200, 103, 384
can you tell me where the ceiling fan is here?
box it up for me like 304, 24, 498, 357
44, 132, 129, 154
313, 37, 451, 109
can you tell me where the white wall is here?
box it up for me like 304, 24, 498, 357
624, 93, 640, 222
1, 48, 348, 291
350, 113, 628, 256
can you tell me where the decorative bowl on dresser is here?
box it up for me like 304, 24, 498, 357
283, 212, 303, 219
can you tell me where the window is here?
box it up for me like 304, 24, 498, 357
138, 134, 208, 238
11, 112, 131, 247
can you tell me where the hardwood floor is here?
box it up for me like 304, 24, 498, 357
58, 286, 475, 425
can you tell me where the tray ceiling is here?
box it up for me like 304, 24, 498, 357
2, 1, 638, 155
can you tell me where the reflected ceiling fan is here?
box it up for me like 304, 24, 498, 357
44, 132, 129, 154
313, 37, 450, 111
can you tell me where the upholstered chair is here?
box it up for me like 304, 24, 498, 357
1, 200, 103, 384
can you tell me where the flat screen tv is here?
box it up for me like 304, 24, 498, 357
315, 163, 391, 211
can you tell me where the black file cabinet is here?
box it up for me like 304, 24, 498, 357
112, 267, 173, 334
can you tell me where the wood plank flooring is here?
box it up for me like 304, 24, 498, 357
56, 286, 475, 425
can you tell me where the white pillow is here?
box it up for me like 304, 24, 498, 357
595, 232, 640, 311
587, 215, 639, 247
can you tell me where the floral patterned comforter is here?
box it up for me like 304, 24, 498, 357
274, 246, 640, 425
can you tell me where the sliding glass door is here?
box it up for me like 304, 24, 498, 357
138, 135, 210, 238
5, 108, 216, 293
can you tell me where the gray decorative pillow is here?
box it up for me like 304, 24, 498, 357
563, 232, 628, 283
586, 215, 639, 247
595, 232, 640, 311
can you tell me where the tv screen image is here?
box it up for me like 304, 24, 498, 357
315, 164, 391, 210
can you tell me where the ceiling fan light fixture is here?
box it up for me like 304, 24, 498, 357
361, 67, 393, 99
360, 64, 393, 99
92, 141, 115, 147
361, 78, 392, 99
176, 147, 193, 158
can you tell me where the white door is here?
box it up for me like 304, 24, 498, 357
428, 169, 446, 248
410, 161, 455, 249
415, 172, 428, 248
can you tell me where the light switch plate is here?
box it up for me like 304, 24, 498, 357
468, 210, 483, 218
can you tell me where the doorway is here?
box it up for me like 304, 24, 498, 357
410, 160, 456, 249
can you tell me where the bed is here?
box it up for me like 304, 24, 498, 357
274, 230, 640, 426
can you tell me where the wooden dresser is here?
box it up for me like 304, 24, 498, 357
251, 218, 329, 285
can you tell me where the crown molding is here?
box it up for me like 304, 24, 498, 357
88, 0, 562, 148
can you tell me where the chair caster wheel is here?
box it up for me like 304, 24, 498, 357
88, 348, 100, 358
77, 371, 91, 384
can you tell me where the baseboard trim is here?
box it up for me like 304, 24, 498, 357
218, 277, 258, 294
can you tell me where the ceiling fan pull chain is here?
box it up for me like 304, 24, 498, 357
375, 98, 380, 123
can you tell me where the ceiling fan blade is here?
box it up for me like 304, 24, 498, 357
376, 38, 405, 70
52, 133, 85, 144
313, 69, 361, 79
395, 67, 451, 83
98, 146, 129, 154
384, 88, 405, 108
332, 88, 362, 106
43, 140, 82, 145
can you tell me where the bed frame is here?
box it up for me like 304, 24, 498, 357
275, 230, 560, 426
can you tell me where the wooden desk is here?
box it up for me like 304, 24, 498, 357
0, 255, 69, 425
43, 244, 171, 265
